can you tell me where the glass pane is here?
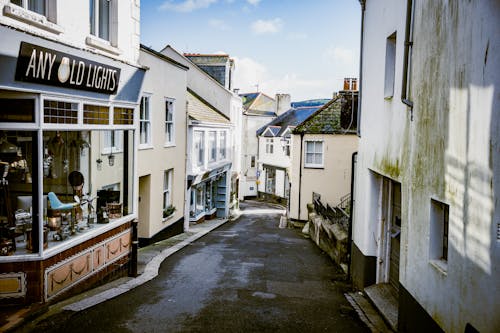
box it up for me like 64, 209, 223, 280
306, 153, 313, 164
315, 142, 322, 153
306, 142, 314, 153
11, 0, 23, 6
315, 153, 322, 165
89, 0, 95, 35
98, 0, 110, 40
28, 0, 46, 15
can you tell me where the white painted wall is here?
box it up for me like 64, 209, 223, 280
354, 0, 500, 331
137, 48, 188, 239
0, 0, 141, 65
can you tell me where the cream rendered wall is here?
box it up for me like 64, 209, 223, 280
0, 0, 141, 64
137, 49, 187, 239
290, 134, 357, 221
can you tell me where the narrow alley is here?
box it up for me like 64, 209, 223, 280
23, 201, 368, 333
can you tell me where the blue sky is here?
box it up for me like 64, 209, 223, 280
141, 0, 361, 101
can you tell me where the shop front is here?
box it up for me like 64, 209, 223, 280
0, 28, 144, 305
188, 165, 230, 223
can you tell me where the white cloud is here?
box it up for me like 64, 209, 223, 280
250, 18, 283, 35
233, 56, 335, 101
159, 0, 217, 12
246, 0, 261, 5
209, 19, 230, 30
323, 46, 354, 65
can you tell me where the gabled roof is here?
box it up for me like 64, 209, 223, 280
187, 88, 230, 124
293, 91, 358, 134
256, 106, 319, 137
240, 92, 276, 116
262, 126, 281, 137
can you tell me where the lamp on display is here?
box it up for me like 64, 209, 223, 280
108, 153, 115, 167
96, 158, 103, 171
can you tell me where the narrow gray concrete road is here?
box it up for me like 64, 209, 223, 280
32, 201, 368, 333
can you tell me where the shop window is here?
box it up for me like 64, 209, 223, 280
194, 131, 204, 166
265, 167, 276, 194
0, 98, 35, 123
430, 199, 449, 264
83, 104, 109, 125
139, 96, 151, 146
304, 140, 324, 168
113, 107, 134, 125
44, 100, 78, 124
208, 131, 216, 162
165, 99, 174, 145
219, 131, 227, 160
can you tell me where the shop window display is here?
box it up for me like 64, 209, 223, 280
0, 129, 134, 256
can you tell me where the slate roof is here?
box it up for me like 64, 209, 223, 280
293, 91, 358, 134
291, 99, 331, 108
187, 88, 230, 124
240, 92, 276, 116
256, 106, 320, 137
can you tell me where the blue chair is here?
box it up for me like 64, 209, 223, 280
47, 192, 78, 211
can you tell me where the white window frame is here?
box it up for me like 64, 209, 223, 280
208, 131, 217, 162
265, 138, 274, 154
89, 0, 111, 41
102, 130, 123, 154
165, 98, 175, 146
139, 95, 152, 148
219, 131, 227, 160
304, 140, 324, 168
429, 198, 449, 273
163, 169, 173, 211
5, 0, 61, 33
10, 0, 47, 15
194, 130, 204, 166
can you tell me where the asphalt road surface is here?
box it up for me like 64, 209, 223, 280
30, 201, 368, 333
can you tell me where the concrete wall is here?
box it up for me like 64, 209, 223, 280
137, 49, 188, 239
290, 134, 357, 221
0, 0, 141, 65
353, 0, 500, 331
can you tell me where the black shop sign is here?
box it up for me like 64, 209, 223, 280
15, 42, 121, 94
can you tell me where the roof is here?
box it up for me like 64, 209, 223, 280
293, 91, 358, 134
240, 92, 276, 116
291, 99, 331, 108
187, 89, 230, 124
140, 44, 190, 71
256, 106, 319, 137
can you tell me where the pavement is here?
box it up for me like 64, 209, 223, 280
1, 216, 233, 333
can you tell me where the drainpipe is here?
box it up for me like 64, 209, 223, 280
401, 0, 414, 113
357, 0, 366, 137
347, 151, 357, 281
297, 133, 304, 220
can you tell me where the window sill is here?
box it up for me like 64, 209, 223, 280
384, 95, 394, 101
85, 35, 122, 55
162, 214, 175, 223
139, 144, 154, 150
3, 4, 63, 34
429, 259, 448, 276
163, 143, 176, 148
304, 165, 324, 169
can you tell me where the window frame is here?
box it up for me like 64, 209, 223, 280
89, 0, 111, 41
163, 169, 173, 212
194, 130, 205, 166
265, 138, 274, 154
164, 98, 175, 146
304, 140, 324, 168
208, 131, 217, 162
219, 131, 227, 160
139, 95, 152, 148
384, 31, 397, 99
430, 198, 450, 270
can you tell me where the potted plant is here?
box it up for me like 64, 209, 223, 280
163, 205, 176, 218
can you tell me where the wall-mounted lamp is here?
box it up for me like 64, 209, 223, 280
108, 154, 115, 167
96, 158, 103, 171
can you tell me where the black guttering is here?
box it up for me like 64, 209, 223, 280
357, 0, 365, 137
347, 151, 357, 281
401, 0, 414, 111
140, 44, 190, 71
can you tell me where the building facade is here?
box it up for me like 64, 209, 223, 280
352, 0, 499, 332
289, 90, 358, 222
136, 45, 188, 246
0, 0, 144, 305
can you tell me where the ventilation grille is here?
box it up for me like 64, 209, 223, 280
113, 107, 134, 125
44, 100, 78, 124
83, 104, 109, 125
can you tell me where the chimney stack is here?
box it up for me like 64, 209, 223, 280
275, 93, 291, 116
343, 78, 358, 91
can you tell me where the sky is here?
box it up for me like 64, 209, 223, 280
141, 0, 361, 102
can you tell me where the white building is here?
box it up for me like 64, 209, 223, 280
137, 45, 188, 245
352, 0, 500, 332
160, 46, 241, 223
239, 92, 276, 198
0, 0, 144, 305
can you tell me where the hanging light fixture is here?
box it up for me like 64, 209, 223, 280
96, 158, 103, 171
108, 131, 115, 166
